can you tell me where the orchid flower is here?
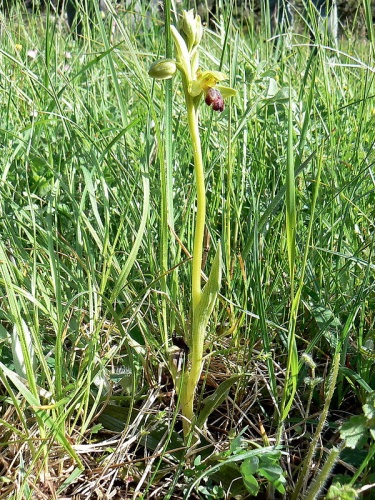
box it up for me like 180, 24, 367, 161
149, 10, 236, 112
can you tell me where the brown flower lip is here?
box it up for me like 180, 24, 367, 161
204, 87, 225, 112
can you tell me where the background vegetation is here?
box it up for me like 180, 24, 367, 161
0, 0, 374, 498
194, 0, 375, 37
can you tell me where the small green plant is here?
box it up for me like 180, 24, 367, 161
183, 434, 285, 498
149, 10, 236, 439
339, 391, 375, 493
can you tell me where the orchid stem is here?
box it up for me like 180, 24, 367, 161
187, 98, 205, 309
180, 92, 206, 438
148, 10, 235, 440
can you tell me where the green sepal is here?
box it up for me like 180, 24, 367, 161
170, 25, 192, 82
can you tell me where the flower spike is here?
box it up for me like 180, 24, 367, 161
149, 10, 236, 113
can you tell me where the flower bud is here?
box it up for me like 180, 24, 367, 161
148, 59, 177, 80
301, 352, 317, 370
180, 9, 200, 50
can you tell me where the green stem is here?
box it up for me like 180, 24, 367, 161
187, 97, 205, 310
180, 92, 206, 437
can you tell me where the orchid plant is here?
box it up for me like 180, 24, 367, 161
149, 10, 236, 439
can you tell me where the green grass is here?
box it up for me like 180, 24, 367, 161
0, 1, 374, 498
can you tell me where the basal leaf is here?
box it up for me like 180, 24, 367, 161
195, 244, 222, 331
196, 374, 241, 428
242, 472, 259, 496
241, 456, 259, 476
258, 464, 286, 493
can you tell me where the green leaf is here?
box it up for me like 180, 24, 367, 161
258, 464, 286, 494
242, 472, 259, 496
11, 319, 37, 380
363, 391, 375, 440
340, 415, 369, 449
184, 447, 277, 499
0, 362, 83, 468
272, 86, 297, 104
57, 468, 84, 495
340, 367, 373, 394
210, 463, 248, 498
196, 374, 241, 428
261, 77, 278, 99
140, 421, 184, 458
230, 433, 245, 455
241, 456, 259, 476
280, 89, 299, 422
258, 450, 282, 466
257, 453, 286, 494
363, 391, 375, 420
258, 464, 284, 481
311, 305, 341, 331
195, 244, 222, 331
110, 162, 150, 303
96, 404, 134, 432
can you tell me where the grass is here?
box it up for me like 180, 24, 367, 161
0, 0, 374, 498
